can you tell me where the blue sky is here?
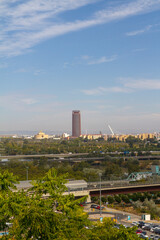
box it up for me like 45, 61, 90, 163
1, 0, 160, 134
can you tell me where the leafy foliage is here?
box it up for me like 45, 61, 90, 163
0, 169, 141, 240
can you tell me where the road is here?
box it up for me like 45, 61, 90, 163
0, 153, 89, 159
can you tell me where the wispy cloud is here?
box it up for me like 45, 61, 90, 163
126, 24, 153, 36
82, 78, 160, 95
132, 48, 146, 52
1, 0, 160, 57
21, 98, 38, 105
65, 55, 117, 67
82, 86, 130, 95
0, 93, 64, 113
82, 55, 117, 65
0, 95, 38, 109
122, 78, 160, 90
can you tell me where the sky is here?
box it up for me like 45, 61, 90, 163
1, 0, 160, 135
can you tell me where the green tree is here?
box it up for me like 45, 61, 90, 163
0, 170, 18, 192
1, 169, 141, 240
6, 168, 89, 240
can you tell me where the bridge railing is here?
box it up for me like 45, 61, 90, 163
66, 179, 160, 192
87, 179, 160, 190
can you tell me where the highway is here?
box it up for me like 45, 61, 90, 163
1, 152, 160, 161
0, 153, 89, 159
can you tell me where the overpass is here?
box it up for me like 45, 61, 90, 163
89, 183, 160, 196
13, 179, 160, 201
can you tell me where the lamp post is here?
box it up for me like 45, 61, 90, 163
26, 167, 29, 181
99, 172, 102, 216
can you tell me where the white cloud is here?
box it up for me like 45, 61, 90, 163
63, 55, 117, 67
126, 24, 152, 36
1, 0, 160, 57
82, 78, 160, 95
21, 98, 38, 105
82, 86, 130, 95
87, 55, 117, 65
0, 95, 38, 109
132, 48, 146, 52
0, 94, 66, 114
122, 78, 160, 90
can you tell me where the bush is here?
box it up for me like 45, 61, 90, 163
121, 194, 130, 204
115, 195, 121, 204
107, 196, 115, 204
91, 196, 99, 202
101, 196, 107, 203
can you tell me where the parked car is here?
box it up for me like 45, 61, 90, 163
140, 233, 148, 239
142, 224, 152, 231
131, 221, 139, 226
149, 234, 154, 239
95, 205, 104, 210
138, 221, 145, 228
90, 204, 98, 209
154, 228, 160, 235
136, 229, 143, 234
154, 236, 160, 240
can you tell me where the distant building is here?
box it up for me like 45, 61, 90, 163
34, 131, 48, 139
72, 110, 81, 137
110, 133, 155, 141
82, 134, 104, 140
62, 133, 70, 138
138, 133, 154, 140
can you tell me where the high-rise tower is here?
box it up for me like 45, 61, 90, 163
72, 110, 81, 137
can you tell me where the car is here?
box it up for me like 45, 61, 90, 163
138, 221, 145, 228
142, 224, 151, 231
140, 233, 148, 239
136, 229, 143, 234
151, 226, 158, 232
131, 221, 139, 226
154, 228, 160, 234
149, 234, 154, 239
154, 236, 160, 240
95, 205, 104, 210
114, 223, 120, 229
79, 203, 84, 207
123, 224, 130, 228
90, 204, 98, 209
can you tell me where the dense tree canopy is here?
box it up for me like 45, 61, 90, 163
0, 169, 140, 240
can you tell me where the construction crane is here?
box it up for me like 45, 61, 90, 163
108, 125, 114, 136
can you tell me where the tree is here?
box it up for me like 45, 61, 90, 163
6, 168, 89, 239
1, 169, 141, 239
0, 170, 18, 192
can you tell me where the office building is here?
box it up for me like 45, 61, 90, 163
72, 110, 81, 137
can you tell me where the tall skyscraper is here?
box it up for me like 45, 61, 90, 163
72, 110, 81, 137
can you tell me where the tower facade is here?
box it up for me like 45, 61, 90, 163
72, 110, 81, 137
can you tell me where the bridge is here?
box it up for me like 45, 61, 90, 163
14, 179, 160, 202
70, 180, 160, 200
89, 182, 160, 196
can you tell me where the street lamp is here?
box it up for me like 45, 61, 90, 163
99, 172, 102, 216
26, 167, 29, 181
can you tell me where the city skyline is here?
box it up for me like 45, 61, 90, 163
1, 0, 160, 133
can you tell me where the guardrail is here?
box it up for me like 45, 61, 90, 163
67, 180, 160, 192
